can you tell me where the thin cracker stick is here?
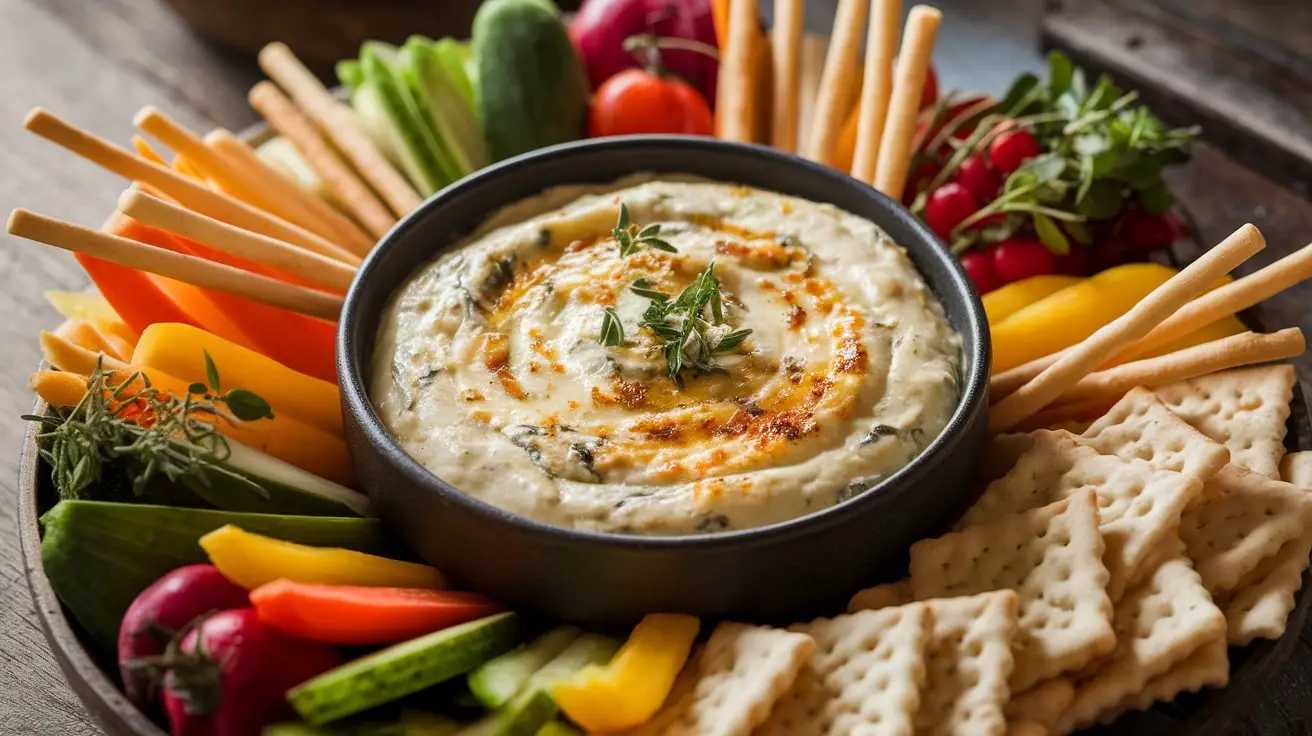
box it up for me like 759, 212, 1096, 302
249, 82, 397, 241
795, 35, 829, 148
850, 0, 902, 183
802, 0, 869, 163
206, 129, 375, 254
24, 108, 359, 266
872, 6, 941, 198
988, 224, 1265, 433
769, 0, 805, 151
119, 190, 356, 293
992, 240, 1312, 399
717, 0, 760, 142
8, 210, 342, 321
258, 42, 422, 217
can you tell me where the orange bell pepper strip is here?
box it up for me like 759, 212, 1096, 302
551, 613, 699, 732
250, 580, 501, 645
201, 525, 444, 590
75, 214, 200, 338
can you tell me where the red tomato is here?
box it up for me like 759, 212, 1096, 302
988, 129, 1042, 175
961, 250, 1002, 294
992, 239, 1057, 283
924, 183, 981, 239
952, 155, 1000, 203
588, 68, 714, 137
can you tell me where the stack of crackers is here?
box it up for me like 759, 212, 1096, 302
620, 364, 1310, 736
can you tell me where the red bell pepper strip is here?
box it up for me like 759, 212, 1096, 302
250, 581, 505, 645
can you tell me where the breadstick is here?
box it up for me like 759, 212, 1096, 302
258, 42, 422, 217
796, 35, 829, 148
24, 108, 360, 266
770, 0, 805, 151
717, 0, 760, 142
988, 223, 1265, 433
119, 190, 356, 293
803, 0, 869, 163
206, 129, 375, 254
873, 5, 941, 198
850, 0, 902, 183
992, 239, 1312, 399
249, 82, 396, 241
8, 209, 343, 321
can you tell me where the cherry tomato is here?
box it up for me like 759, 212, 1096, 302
1054, 244, 1091, 276
952, 155, 1000, 203
992, 238, 1056, 283
921, 63, 939, 111
1120, 209, 1179, 251
988, 129, 1042, 175
588, 68, 714, 138
902, 160, 943, 206
924, 183, 980, 240
961, 250, 1002, 294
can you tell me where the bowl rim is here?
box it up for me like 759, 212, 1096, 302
337, 134, 992, 549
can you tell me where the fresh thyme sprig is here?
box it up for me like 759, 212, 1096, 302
630, 263, 752, 385
23, 352, 274, 500
613, 203, 677, 258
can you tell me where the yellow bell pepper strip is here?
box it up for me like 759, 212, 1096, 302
551, 613, 699, 732
133, 322, 344, 436
200, 525, 444, 590
1139, 313, 1248, 360
982, 275, 1084, 326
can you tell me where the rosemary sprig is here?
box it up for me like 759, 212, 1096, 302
630, 264, 752, 385
613, 203, 677, 258
23, 353, 274, 500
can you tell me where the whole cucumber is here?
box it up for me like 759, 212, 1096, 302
473, 0, 589, 162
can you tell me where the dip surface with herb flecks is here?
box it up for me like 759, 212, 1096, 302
370, 177, 961, 534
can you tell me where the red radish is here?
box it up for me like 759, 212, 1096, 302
1092, 239, 1139, 272
570, 0, 719, 102
961, 250, 1002, 294
924, 183, 981, 239
1055, 245, 1092, 276
1163, 210, 1188, 241
118, 565, 249, 706
921, 63, 939, 111
952, 155, 1000, 202
1121, 209, 1178, 251
145, 608, 339, 736
988, 129, 1042, 175
902, 159, 943, 206
992, 239, 1057, 283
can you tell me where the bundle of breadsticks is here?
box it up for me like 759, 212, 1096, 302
717, 0, 942, 198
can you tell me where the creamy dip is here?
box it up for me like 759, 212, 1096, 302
370, 177, 962, 534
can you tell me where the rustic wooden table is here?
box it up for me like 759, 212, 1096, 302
0, 1, 1309, 733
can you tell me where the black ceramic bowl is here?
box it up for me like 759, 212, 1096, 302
338, 136, 991, 626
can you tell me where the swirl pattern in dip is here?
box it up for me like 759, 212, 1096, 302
371, 178, 961, 534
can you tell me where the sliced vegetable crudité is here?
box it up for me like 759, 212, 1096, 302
251, 580, 503, 645
467, 626, 582, 709
200, 525, 444, 590
981, 274, 1083, 326
550, 613, 699, 732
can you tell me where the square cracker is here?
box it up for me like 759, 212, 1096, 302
1052, 547, 1226, 735
1074, 635, 1229, 733
1080, 387, 1230, 479
913, 591, 1020, 736
1214, 506, 1312, 645
1004, 678, 1074, 732
1154, 364, 1295, 478
757, 603, 931, 736
958, 430, 1202, 600
911, 491, 1115, 693
1179, 464, 1312, 595
1281, 450, 1312, 488
848, 579, 913, 613
641, 623, 815, 736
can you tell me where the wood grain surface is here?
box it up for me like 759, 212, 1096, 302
0, 1, 1310, 734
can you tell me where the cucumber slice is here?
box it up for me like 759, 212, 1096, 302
401, 36, 488, 177
180, 438, 372, 517
337, 59, 365, 91
358, 42, 447, 196
467, 626, 582, 709
256, 137, 331, 200
289, 613, 522, 725
456, 634, 619, 736
430, 39, 476, 109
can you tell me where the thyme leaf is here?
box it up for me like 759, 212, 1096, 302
613, 203, 679, 258
632, 263, 752, 385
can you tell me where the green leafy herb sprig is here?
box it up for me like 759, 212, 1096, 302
910, 51, 1198, 255
630, 263, 751, 385
612, 203, 677, 257
23, 351, 274, 500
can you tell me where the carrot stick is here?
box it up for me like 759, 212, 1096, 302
873, 6, 941, 198
711, 0, 732, 48
250, 581, 503, 645
258, 43, 422, 217
804, 0, 870, 163
770, 0, 805, 152
850, 0, 902, 183
716, 0, 760, 143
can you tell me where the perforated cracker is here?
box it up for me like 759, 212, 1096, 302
848, 579, 914, 613
1004, 678, 1074, 732
1079, 635, 1229, 732
1154, 364, 1295, 478
1214, 513, 1312, 645
1179, 463, 1312, 595
910, 491, 1115, 693
1281, 450, 1312, 488
913, 591, 1020, 736
756, 603, 931, 736
1052, 549, 1226, 735
1080, 387, 1230, 479
958, 430, 1202, 600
